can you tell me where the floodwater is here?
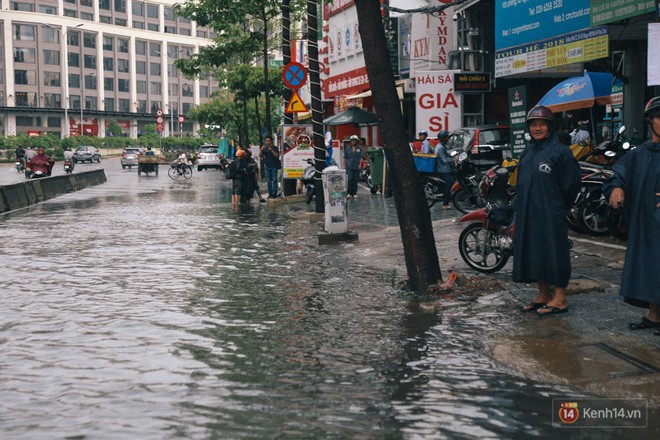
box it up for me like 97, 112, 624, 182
0, 162, 617, 439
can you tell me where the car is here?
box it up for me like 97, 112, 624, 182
120, 147, 142, 169
446, 125, 511, 170
73, 145, 101, 163
196, 144, 222, 171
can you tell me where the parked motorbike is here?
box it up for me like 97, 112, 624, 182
359, 156, 370, 185
421, 173, 446, 208
64, 159, 74, 174
451, 151, 485, 213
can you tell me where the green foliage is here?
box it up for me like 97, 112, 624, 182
106, 119, 125, 137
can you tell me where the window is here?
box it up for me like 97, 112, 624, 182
150, 101, 161, 113
42, 27, 59, 43
100, 16, 112, 24
12, 2, 35, 11
136, 80, 147, 93
135, 41, 146, 55
182, 84, 193, 97
150, 81, 161, 94
69, 74, 80, 88
200, 86, 209, 99
85, 97, 97, 110
85, 75, 97, 89
103, 37, 113, 51
118, 39, 129, 53
39, 5, 57, 14
133, 21, 145, 29
170, 101, 178, 112
14, 47, 36, 63
179, 29, 191, 36
68, 31, 79, 46
165, 26, 176, 34
80, 0, 92, 6
13, 24, 36, 41
117, 59, 129, 73
150, 63, 161, 76
179, 17, 191, 24
114, 0, 126, 13
43, 49, 60, 65
104, 77, 114, 91
16, 92, 37, 107
164, 7, 174, 21
44, 93, 61, 108
115, 18, 127, 27
147, 4, 158, 18
169, 85, 178, 97
105, 97, 115, 111
64, 9, 77, 17
47, 117, 61, 127
16, 116, 37, 126
119, 99, 130, 112
133, 1, 144, 16
68, 52, 80, 67
168, 65, 178, 78
104, 57, 114, 71
99, 0, 110, 9
196, 30, 207, 38
136, 61, 146, 74
182, 102, 192, 114
149, 43, 160, 56
15, 70, 36, 85
64, 0, 75, 3
43, 72, 61, 87
118, 79, 129, 92
84, 54, 96, 69
84, 33, 96, 49
147, 23, 159, 32
81, 12, 93, 21
137, 100, 147, 112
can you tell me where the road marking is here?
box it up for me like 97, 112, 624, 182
571, 236, 627, 251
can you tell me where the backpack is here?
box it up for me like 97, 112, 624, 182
225, 159, 237, 180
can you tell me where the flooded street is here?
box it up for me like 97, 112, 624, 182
0, 161, 639, 439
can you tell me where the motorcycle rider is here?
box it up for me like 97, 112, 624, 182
515, 106, 581, 315
571, 120, 591, 145
63, 147, 75, 172
25, 146, 37, 163
344, 135, 364, 198
604, 97, 660, 334
28, 147, 55, 176
434, 130, 453, 209
419, 130, 432, 154
15, 145, 26, 168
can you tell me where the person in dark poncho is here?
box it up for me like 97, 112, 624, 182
515, 106, 582, 316
604, 97, 660, 334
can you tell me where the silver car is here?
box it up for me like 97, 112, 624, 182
73, 145, 101, 163
120, 148, 142, 169
196, 144, 222, 171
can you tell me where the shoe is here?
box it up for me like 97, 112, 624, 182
520, 302, 547, 312
353, 194, 358, 199
629, 317, 660, 330
536, 305, 569, 316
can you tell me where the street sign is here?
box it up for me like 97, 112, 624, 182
156, 116, 164, 124
178, 116, 185, 123
156, 109, 164, 117
285, 90, 309, 113
156, 123, 164, 132
282, 62, 307, 89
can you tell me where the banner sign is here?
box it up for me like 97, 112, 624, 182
495, 0, 591, 51
387, 17, 399, 76
454, 72, 491, 93
398, 14, 412, 78
508, 86, 528, 159
591, 0, 656, 26
415, 70, 461, 137
649, 23, 660, 86
281, 124, 314, 179
323, 66, 369, 98
495, 26, 608, 78
409, 8, 455, 77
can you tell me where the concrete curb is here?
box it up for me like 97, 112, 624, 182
0, 169, 107, 214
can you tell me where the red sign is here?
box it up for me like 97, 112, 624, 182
156, 123, 164, 132
323, 66, 369, 98
156, 116, 164, 124
156, 109, 163, 117
282, 62, 308, 89
178, 116, 185, 123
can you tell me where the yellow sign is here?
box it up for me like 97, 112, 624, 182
285, 91, 309, 113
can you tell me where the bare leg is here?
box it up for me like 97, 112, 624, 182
521, 282, 554, 311
546, 287, 568, 309
647, 303, 660, 322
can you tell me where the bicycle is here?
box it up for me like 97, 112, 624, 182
168, 163, 193, 180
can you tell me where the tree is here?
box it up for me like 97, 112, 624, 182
354, 0, 443, 292
106, 119, 124, 137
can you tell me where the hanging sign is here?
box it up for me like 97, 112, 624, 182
285, 90, 309, 113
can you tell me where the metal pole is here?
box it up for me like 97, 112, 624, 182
63, 30, 69, 137
81, 82, 84, 136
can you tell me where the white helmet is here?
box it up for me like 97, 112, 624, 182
349, 135, 359, 141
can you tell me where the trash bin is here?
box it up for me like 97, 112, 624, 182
322, 167, 348, 234
366, 147, 384, 194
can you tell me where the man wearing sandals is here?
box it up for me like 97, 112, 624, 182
604, 97, 660, 334
515, 106, 581, 316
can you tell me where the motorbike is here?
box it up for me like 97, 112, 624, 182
64, 159, 74, 174
421, 173, 446, 208
15, 158, 25, 173
359, 156, 371, 186
25, 157, 54, 179
450, 151, 485, 213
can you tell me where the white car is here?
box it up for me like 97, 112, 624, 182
196, 144, 223, 171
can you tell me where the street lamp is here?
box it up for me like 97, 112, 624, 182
45, 23, 83, 138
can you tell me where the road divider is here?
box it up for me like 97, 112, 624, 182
0, 169, 107, 214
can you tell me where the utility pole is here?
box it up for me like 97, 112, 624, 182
307, 0, 325, 213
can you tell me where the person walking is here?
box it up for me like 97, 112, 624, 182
344, 135, 363, 198
260, 135, 280, 199
604, 97, 660, 333
231, 149, 247, 206
515, 106, 582, 316
434, 130, 454, 209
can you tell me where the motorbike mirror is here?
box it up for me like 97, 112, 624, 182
618, 125, 626, 135
604, 150, 616, 157
458, 152, 468, 162
622, 142, 631, 150
450, 150, 458, 157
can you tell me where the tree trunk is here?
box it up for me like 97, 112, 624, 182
307, 0, 325, 213
255, 96, 263, 148
281, 0, 293, 126
262, 14, 272, 136
354, 0, 442, 291
242, 96, 249, 146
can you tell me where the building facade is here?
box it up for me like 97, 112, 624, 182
0, 0, 218, 138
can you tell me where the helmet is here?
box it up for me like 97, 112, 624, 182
526, 105, 553, 124
643, 96, 660, 119
236, 149, 245, 157
418, 130, 428, 136
349, 135, 359, 141
438, 130, 449, 139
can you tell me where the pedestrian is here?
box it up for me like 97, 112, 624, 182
245, 149, 266, 203
419, 130, 432, 154
260, 135, 280, 199
570, 120, 591, 145
434, 130, 454, 209
231, 149, 247, 206
604, 97, 660, 333
344, 135, 363, 198
325, 130, 334, 167
515, 106, 582, 316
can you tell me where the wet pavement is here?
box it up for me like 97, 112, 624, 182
1, 160, 658, 439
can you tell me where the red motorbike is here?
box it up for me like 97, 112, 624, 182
25, 156, 54, 179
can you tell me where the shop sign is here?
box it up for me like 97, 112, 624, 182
281, 125, 314, 179
323, 66, 369, 98
415, 70, 461, 137
591, 0, 656, 26
495, 26, 609, 78
398, 14, 412, 78
409, 7, 455, 76
454, 72, 491, 93
508, 86, 528, 159
649, 23, 660, 86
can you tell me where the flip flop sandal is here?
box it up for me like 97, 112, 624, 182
520, 302, 547, 312
536, 306, 569, 316
629, 317, 660, 330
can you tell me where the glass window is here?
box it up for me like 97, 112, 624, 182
68, 52, 80, 67
169, 85, 178, 97
170, 101, 178, 112
15, 70, 36, 85
133, 21, 145, 29
200, 86, 209, 99
68, 31, 79, 46
149, 43, 160, 56
118, 79, 129, 92
84, 54, 96, 69
42, 27, 59, 43
84, 33, 96, 49
104, 57, 114, 71
135, 41, 146, 55
16, 92, 37, 107
13, 24, 36, 41
103, 36, 113, 51
167, 45, 178, 58
136, 61, 146, 74
164, 7, 174, 21
118, 38, 129, 53
14, 47, 36, 63
47, 117, 61, 127
179, 29, 191, 36
147, 4, 158, 18
117, 59, 129, 73
150, 101, 161, 113
44, 93, 62, 108
99, 0, 110, 10
147, 23, 159, 32
182, 102, 191, 114
104, 77, 114, 91
196, 30, 207, 38
119, 99, 130, 112
100, 15, 112, 24
64, 9, 77, 17
43, 49, 60, 65
150, 81, 161, 94
115, 18, 127, 27
85, 96, 97, 111
105, 97, 115, 111
182, 84, 193, 97
80, 0, 92, 6
43, 71, 61, 87
132, 1, 144, 16
81, 12, 94, 21
12, 2, 35, 11
114, 0, 125, 13
39, 5, 57, 14
137, 100, 147, 112
16, 116, 36, 126
136, 80, 147, 93
179, 17, 190, 24
85, 75, 97, 89
165, 26, 176, 34
69, 74, 80, 88
64, 0, 75, 3
168, 64, 178, 78
150, 63, 161, 76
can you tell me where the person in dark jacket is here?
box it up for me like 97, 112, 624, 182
344, 135, 364, 198
604, 97, 660, 333
434, 130, 454, 209
231, 149, 247, 206
515, 106, 582, 316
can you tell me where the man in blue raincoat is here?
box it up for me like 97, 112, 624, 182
515, 106, 582, 316
604, 97, 660, 334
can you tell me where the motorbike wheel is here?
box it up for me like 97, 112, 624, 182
424, 180, 441, 208
366, 174, 373, 189
305, 186, 314, 204
578, 187, 610, 236
370, 185, 379, 195
452, 189, 481, 214
458, 223, 510, 273
605, 205, 628, 241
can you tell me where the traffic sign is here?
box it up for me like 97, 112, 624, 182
156, 116, 164, 124
156, 123, 164, 132
285, 90, 309, 113
282, 62, 307, 89
156, 109, 163, 117
178, 116, 185, 123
